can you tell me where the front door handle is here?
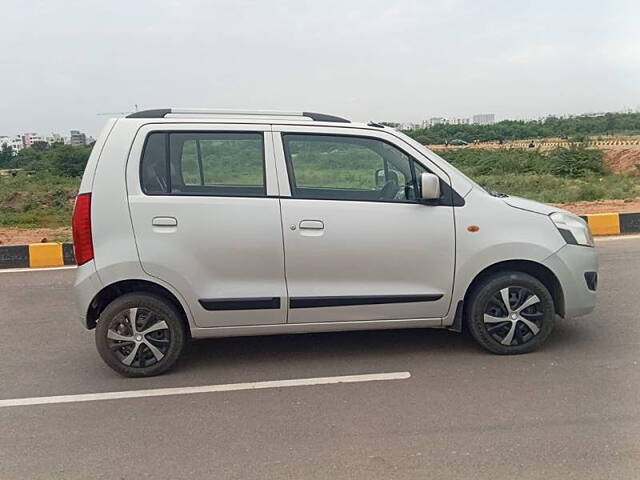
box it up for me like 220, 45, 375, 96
299, 220, 324, 230
152, 216, 177, 227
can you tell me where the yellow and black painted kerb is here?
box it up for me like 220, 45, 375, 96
579, 212, 640, 236
0, 243, 75, 269
0, 213, 639, 269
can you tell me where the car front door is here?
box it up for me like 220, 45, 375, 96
274, 126, 456, 324
127, 124, 287, 328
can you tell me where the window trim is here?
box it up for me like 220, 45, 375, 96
139, 130, 268, 198
281, 132, 445, 205
195, 138, 205, 186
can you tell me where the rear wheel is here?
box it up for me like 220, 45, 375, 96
95, 293, 186, 377
466, 272, 555, 354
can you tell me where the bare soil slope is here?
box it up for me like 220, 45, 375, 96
0, 227, 71, 246
554, 197, 640, 215
603, 147, 640, 174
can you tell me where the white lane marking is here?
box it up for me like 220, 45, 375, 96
0, 265, 77, 274
0, 372, 411, 408
595, 234, 640, 242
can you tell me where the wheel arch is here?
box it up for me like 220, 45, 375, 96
462, 259, 565, 322
85, 279, 191, 335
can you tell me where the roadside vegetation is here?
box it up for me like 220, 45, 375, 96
436, 147, 639, 204
0, 142, 91, 228
0, 132, 639, 231
405, 111, 640, 145
0, 173, 78, 228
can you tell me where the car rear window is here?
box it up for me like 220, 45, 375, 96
140, 131, 265, 197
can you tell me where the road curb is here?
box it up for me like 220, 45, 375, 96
0, 243, 75, 269
579, 212, 640, 236
0, 213, 639, 269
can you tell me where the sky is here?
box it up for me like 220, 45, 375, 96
1, 0, 639, 136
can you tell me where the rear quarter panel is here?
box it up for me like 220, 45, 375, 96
90, 120, 145, 285
86, 119, 198, 328
78, 119, 117, 194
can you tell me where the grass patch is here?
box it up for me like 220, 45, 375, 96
0, 173, 78, 228
469, 173, 640, 203
435, 147, 638, 203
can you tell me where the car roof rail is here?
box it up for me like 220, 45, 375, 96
126, 108, 350, 123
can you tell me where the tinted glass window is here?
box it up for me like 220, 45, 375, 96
140, 133, 168, 194
179, 139, 202, 186
140, 132, 265, 196
283, 134, 421, 202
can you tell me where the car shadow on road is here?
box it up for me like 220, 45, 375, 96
176, 327, 480, 375
175, 317, 594, 375
544, 317, 595, 352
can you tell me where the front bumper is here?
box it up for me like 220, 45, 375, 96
543, 244, 598, 318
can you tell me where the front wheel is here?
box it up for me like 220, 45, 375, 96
95, 293, 186, 377
466, 272, 555, 355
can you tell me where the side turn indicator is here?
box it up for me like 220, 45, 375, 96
467, 225, 480, 232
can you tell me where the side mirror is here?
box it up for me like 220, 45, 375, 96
420, 172, 441, 201
374, 169, 385, 188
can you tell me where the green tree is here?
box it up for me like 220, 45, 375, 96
31, 141, 50, 152
47, 145, 93, 176
12, 143, 93, 176
13, 147, 43, 171
0, 144, 14, 168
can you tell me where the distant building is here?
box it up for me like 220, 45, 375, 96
472, 114, 496, 125
1, 131, 76, 151
398, 122, 420, 130
450, 117, 470, 125
428, 117, 448, 127
0, 130, 92, 151
48, 133, 65, 145
70, 130, 87, 147
21, 133, 46, 148
0, 135, 23, 153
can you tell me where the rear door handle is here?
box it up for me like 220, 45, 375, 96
299, 220, 324, 230
152, 216, 177, 227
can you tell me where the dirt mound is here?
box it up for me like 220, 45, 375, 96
603, 148, 640, 174
0, 227, 72, 246
554, 197, 640, 215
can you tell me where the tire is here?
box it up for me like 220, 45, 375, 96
95, 293, 186, 377
466, 271, 555, 355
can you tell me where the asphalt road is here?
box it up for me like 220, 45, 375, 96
0, 237, 638, 479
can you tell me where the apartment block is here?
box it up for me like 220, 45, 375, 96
472, 113, 496, 125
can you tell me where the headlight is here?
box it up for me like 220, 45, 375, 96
550, 212, 594, 247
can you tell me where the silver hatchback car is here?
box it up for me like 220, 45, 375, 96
72, 108, 598, 377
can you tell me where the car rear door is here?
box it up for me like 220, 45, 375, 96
273, 125, 456, 324
126, 123, 287, 328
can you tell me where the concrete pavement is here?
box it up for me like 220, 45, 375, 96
0, 237, 638, 479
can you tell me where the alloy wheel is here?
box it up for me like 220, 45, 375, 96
106, 307, 171, 368
483, 286, 544, 346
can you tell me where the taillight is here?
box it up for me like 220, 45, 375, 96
72, 193, 94, 265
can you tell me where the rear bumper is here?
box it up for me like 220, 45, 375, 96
543, 244, 598, 318
73, 261, 103, 328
